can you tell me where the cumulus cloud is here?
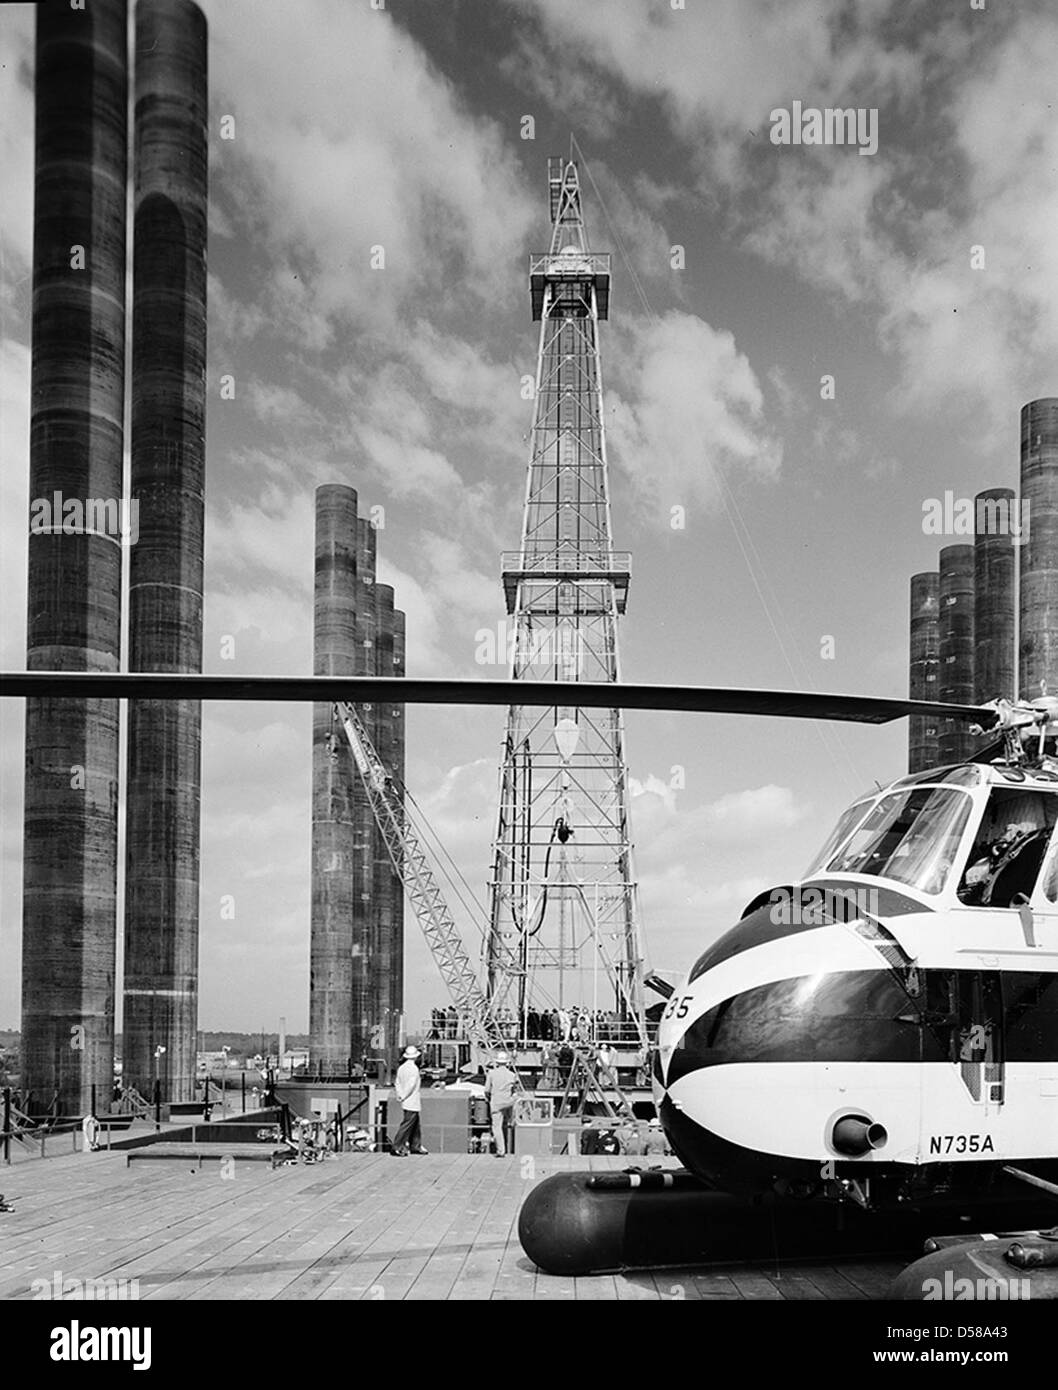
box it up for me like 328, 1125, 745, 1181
355, 426, 463, 501
518, 0, 924, 143
247, 381, 325, 430
200, 0, 536, 337
379, 540, 497, 677
631, 782, 811, 971
519, 0, 1057, 435
608, 311, 782, 523
499, 30, 625, 145
0, 11, 33, 308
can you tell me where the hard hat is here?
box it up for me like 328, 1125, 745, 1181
403, 1046, 421, 1059
495, 1051, 509, 1064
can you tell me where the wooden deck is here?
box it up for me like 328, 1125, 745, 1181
0, 1149, 906, 1300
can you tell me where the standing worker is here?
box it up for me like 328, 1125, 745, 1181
391, 1046, 428, 1157
644, 1118, 668, 1157
596, 1041, 617, 1090
484, 1051, 519, 1157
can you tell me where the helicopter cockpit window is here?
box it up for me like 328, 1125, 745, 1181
893, 765, 982, 789
956, 788, 1058, 907
822, 786, 972, 895
802, 798, 875, 878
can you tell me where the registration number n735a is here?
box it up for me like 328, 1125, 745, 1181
929, 1134, 994, 1155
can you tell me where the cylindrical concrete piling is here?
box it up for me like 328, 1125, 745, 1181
938, 544, 976, 764
22, 0, 128, 1118
309, 495, 406, 1075
1019, 399, 1058, 701
387, 607, 406, 1060
372, 584, 396, 1065
908, 573, 940, 773
350, 518, 378, 1066
310, 486, 360, 1074
123, 0, 208, 1104
974, 488, 1016, 706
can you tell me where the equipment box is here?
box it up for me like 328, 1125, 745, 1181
513, 1095, 553, 1157
385, 1090, 470, 1153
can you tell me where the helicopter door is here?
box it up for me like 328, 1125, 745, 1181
954, 971, 1004, 1106
923, 969, 1005, 1106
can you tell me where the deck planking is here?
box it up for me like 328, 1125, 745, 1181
0, 1148, 912, 1300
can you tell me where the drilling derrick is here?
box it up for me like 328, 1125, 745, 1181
488, 157, 645, 1046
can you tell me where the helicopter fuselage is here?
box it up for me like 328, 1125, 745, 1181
653, 762, 1058, 1205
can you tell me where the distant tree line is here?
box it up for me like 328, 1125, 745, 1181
0, 1030, 307, 1082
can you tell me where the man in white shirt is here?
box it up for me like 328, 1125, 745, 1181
483, 1051, 519, 1157
391, 1045, 428, 1156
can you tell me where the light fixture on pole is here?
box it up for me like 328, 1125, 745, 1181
554, 717, 579, 762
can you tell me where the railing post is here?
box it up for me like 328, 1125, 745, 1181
3, 1087, 10, 1165
153, 1079, 161, 1132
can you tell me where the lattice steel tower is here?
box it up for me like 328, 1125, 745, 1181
487, 158, 645, 1042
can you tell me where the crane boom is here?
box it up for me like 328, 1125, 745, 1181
334, 701, 510, 1063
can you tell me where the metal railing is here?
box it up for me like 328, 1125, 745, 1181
528, 252, 612, 279
500, 550, 630, 576
421, 1022, 651, 1048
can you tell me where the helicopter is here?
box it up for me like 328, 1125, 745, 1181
4, 669, 1058, 1219
655, 693, 1058, 1212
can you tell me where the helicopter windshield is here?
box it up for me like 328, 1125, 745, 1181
803, 798, 875, 877
818, 785, 973, 895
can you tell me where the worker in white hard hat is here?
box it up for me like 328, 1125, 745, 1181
484, 1050, 519, 1157
391, 1046, 428, 1156
644, 1118, 667, 1157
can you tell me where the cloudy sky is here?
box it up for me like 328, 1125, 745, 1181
2, 0, 1057, 1034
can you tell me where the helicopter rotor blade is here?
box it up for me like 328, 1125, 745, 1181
0, 671, 995, 726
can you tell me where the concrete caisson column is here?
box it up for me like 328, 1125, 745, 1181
310, 486, 360, 1074
1019, 400, 1058, 702
22, 0, 129, 1118
386, 606, 406, 1059
908, 573, 940, 773
350, 517, 378, 1067
123, 0, 208, 1104
973, 488, 1016, 707
938, 545, 975, 764
371, 583, 396, 1063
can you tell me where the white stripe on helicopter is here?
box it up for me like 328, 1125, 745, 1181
662, 1061, 1058, 1166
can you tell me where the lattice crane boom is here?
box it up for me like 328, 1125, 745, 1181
334, 701, 510, 1061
